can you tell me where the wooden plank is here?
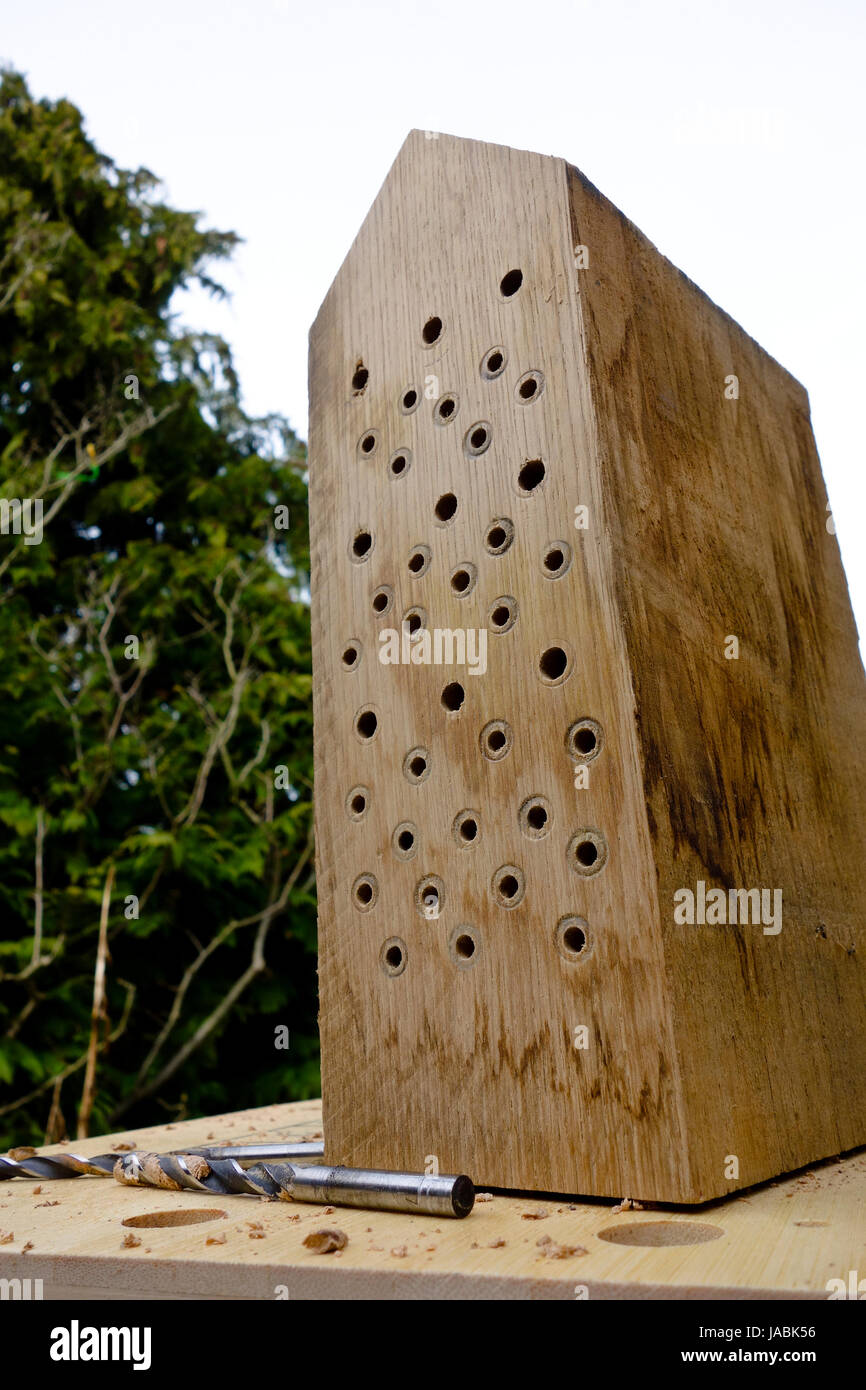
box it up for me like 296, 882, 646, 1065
1, 1103, 862, 1299
308, 131, 866, 1203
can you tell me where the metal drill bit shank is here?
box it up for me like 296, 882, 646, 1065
118, 1153, 475, 1217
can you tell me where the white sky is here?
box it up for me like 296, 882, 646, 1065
4, 0, 865, 641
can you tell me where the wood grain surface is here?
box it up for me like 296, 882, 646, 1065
308, 131, 866, 1203
1, 1102, 862, 1300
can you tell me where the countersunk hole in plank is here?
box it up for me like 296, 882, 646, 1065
488, 596, 518, 634
389, 448, 412, 480
597, 1222, 724, 1248
485, 518, 515, 555
415, 874, 444, 920
452, 809, 480, 846
403, 747, 431, 783
352, 873, 379, 911
403, 606, 427, 635
392, 822, 419, 860
357, 429, 379, 458
341, 640, 362, 671
480, 346, 507, 380
122, 1210, 227, 1229
449, 926, 480, 967
346, 786, 370, 820
380, 937, 407, 977
567, 829, 608, 876
492, 864, 525, 908
543, 541, 572, 578
400, 385, 420, 414
519, 795, 552, 840
480, 719, 512, 761
351, 362, 369, 394
538, 644, 571, 684
407, 544, 432, 577
567, 718, 603, 761
516, 370, 545, 404
450, 563, 477, 597
556, 915, 590, 960
464, 422, 491, 457
372, 584, 394, 617
434, 393, 459, 425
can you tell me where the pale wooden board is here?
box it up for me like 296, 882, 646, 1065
309, 130, 866, 1204
1, 1103, 863, 1299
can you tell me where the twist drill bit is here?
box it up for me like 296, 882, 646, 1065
117, 1153, 475, 1218
0, 1140, 324, 1182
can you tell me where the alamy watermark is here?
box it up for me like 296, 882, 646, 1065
0, 497, 43, 545
673, 880, 782, 935
379, 622, 487, 676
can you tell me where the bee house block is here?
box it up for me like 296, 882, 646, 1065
308, 131, 866, 1203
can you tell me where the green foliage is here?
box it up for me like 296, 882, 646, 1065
0, 69, 318, 1146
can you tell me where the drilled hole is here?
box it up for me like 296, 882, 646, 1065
519, 795, 552, 839
455, 933, 474, 958
122, 1209, 227, 1229
516, 370, 544, 404
352, 363, 368, 393
464, 422, 491, 457
435, 492, 458, 524
351, 530, 373, 561
392, 821, 419, 860
355, 707, 378, 741
346, 786, 369, 820
422, 315, 443, 345
358, 430, 378, 457
434, 394, 458, 424
450, 563, 476, 596
341, 641, 361, 671
407, 544, 431, 577
448, 925, 480, 968
556, 915, 589, 961
352, 873, 379, 911
539, 645, 570, 683
517, 459, 546, 494
452, 809, 480, 846
441, 681, 465, 712
389, 449, 412, 479
415, 875, 444, 920
480, 346, 507, 380
488, 596, 517, 633
381, 937, 407, 977
372, 585, 393, 616
480, 720, 512, 761
566, 718, 603, 762
500, 268, 524, 298
403, 747, 430, 783
484, 518, 514, 555
543, 541, 571, 578
403, 606, 427, 635
400, 386, 420, 413
567, 829, 608, 877
493, 864, 525, 908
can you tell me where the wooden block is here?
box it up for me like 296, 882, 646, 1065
308, 132, 866, 1203
2, 1103, 863, 1299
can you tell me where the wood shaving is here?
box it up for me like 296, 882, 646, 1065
611, 1197, 643, 1214
303, 1228, 348, 1254
31, 1186, 42, 1195
9, 1147, 36, 1160
537, 1239, 588, 1260
521, 1209, 549, 1220
206, 1233, 227, 1245
35, 1201, 60, 1208
249, 1230, 266, 1239
22, 1241, 33, 1252
0, 1232, 14, 1244
476, 1192, 494, 1203
112, 1142, 135, 1152
487, 1238, 507, 1248
390, 1245, 408, 1258
121, 1233, 141, 1249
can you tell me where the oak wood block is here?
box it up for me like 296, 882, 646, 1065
308, 132, 866, 1203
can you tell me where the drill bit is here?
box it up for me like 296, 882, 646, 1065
0, 1140, 324, 1183
117, 1153, 475, 1218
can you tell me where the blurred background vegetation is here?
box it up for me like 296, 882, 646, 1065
0, 69, 319, 1147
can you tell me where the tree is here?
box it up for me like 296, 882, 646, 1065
0, 68, 318, 1146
